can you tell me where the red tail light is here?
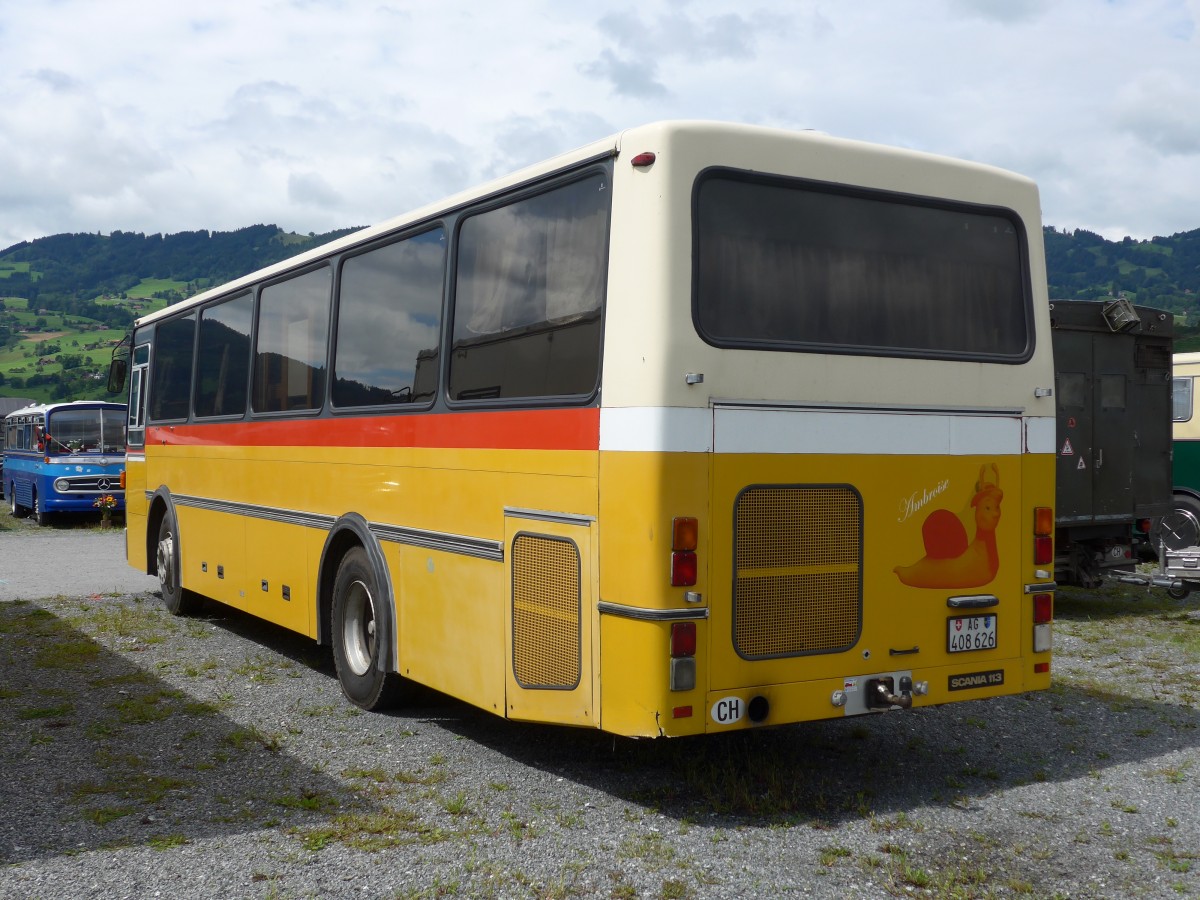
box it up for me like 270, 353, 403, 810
1033, 593, 1053, 624
671, 622, 696, 657
670, 551, 697, 586
1034, 536, 1053, 566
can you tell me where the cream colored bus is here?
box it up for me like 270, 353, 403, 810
112, 121, 1056, 737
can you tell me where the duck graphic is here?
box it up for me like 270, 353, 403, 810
893, 464, 1003, 589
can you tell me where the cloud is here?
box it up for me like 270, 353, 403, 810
1, 1, 1200, 248
482, 110, 617, 181
288, 172, 341, 208
950, 0, 1047, 24
596, 9, 760, 59
581, 7, 783, 98
1113, 72, 1200, 156
581, 49, 669, 99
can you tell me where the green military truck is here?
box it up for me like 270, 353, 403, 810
1050, 299, 1174, 588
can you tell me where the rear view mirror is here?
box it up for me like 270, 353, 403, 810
107, 357, 127, 394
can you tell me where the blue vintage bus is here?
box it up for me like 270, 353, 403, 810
3, 401, 127, 525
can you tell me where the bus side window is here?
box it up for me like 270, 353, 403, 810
333, 228, 445, 408
252, 267, 332, 413
149, 316, 197, 421
449, 175, 608, 402
1173, 376, 1193, 423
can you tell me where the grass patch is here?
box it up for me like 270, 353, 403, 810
297, 808, 454, 852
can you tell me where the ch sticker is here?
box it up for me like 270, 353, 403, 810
710, 696, 745, 725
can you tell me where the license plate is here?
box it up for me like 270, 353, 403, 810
947, 614, 997, 652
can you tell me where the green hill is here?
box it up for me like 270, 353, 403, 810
0, 225, 358, 402
4, 222, 1200, 402
1043, 226, 1200, 313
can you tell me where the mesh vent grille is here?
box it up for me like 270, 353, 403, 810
1135, 338, 1171, 370
512, 534, 582, 689
734, 486, 862, 659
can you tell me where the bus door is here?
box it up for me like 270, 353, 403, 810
503, 511, 597, 727
124, 343, 152, 568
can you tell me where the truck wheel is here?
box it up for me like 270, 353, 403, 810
331, 547, 410, 710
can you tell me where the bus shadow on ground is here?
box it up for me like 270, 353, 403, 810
431, 680, 1200, 828
81, 591, 1200, 836
197, 590, 1200, 830
0, 600, 360, 866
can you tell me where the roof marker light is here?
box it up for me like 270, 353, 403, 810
631, 151, 657, 167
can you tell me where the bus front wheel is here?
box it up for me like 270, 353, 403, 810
9, 485, 25, 518
156, 515, 201, 615
33, 491, 49, 527
331, 547, 408, 711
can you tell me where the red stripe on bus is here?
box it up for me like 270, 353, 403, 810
145, 407, 601, 451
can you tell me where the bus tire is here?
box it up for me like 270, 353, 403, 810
331, 546, 408, 711
33, 491, 49, 527
9, 485, 25, 518
156, 514, 201, 616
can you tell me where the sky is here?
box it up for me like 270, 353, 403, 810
1, 0, 1198, 252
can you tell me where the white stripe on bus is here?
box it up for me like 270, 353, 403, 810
600, 407, 1056, 455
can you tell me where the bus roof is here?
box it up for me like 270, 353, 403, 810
3, 400, 127, 421
134, 119, 1036, 329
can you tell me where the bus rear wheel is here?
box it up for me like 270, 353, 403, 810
331, 547, 409, 710
157, 514, 201, 615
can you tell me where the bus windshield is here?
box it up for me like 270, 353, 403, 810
45, 407, 126, 454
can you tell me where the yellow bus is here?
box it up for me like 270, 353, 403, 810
112, 120, 1056, 737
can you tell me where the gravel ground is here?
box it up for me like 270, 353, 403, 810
1, 522, 1198, 899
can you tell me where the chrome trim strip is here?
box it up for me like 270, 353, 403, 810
1024, 582, 1057, 594
164, 494, 503, 562
946, 594, 1000, 609
370, 523, 504, 562
504, 506, 596, 526
173, 494, 337, 530
597, 601, 709, 622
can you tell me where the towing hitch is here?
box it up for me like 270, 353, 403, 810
866, 675, 913, 710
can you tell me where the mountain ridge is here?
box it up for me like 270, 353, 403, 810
2, 222, 1199, 402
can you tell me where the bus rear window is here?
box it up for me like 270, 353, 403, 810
694, 172, 1031, 361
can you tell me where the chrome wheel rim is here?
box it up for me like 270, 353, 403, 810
341, 579, 376, 677
157, 530, 175, 594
